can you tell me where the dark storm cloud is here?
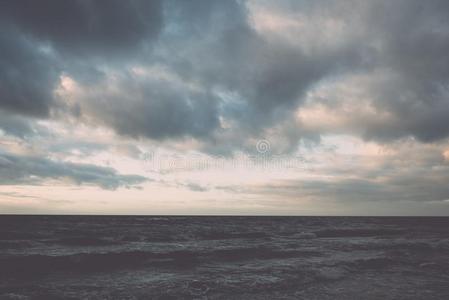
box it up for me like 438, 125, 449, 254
0, 0, 162, 57
158, 2, 365, 130
0, 0, 163, 120
71, 0, 248, 141
0, 28, 59, 117
0, 151, 147, 189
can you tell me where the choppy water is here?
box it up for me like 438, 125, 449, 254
0, 216, 448, 299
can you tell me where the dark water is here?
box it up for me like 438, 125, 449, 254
0, 216, 448, 299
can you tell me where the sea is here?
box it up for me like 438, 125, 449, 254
0, 216, 448, 299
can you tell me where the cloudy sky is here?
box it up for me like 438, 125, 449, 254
1, 0, 449, 215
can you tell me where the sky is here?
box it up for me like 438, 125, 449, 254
1, 0, 449, 215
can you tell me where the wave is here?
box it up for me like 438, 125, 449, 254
198, 231, 268, 240
342, 257, 397, 270
46, 237, 120, 246
314, 228, 404, 238
0, 240, 32, 249
0, 231, 39, 240
0, 247, 320, 277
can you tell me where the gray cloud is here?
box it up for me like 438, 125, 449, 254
218, 167, 449, 213
79, 72, 220, 140
155, 1, 367, 135
296, 0, 449, 143
2, 0, 449, 147
0, 111, 40, 139
1, 0, 449, 151
354, 0, 449, 142
224, 145, 449, 206
57, 0, 370, 149
0, 151, 147, 190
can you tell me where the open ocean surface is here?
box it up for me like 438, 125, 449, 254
0, 216, 448, 299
